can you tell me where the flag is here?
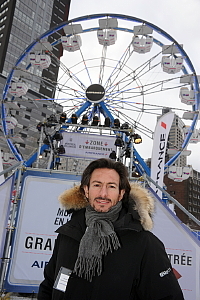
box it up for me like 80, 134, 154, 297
151, 112, 174, 198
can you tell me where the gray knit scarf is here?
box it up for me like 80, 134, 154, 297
73, 201, 122, 281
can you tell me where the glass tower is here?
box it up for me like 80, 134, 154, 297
0, 0, 71, 163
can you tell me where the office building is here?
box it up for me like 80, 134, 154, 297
167, 114, 186, 167
0, 0, 71, 95
164, 169, 200, 230
0, 0, 71, 165
160, 108, 186, 167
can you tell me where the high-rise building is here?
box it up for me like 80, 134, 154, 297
167, 114, 186, 166
0, 0, 71, 96
0, 0, 71, 165
159, 110, 199, 230
160, 108, 186, 167
164, 169, 200, 230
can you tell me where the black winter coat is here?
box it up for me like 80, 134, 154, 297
38, 207, 184, 300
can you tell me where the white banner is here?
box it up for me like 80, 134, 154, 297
5, 170, 80, 292
61, 132, 116, 159
152, 198, 200, 300
0, 175, 13, 259
151, 112, 174, 198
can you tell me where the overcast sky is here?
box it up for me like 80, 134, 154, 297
68, 0, 200, 171
69, 0, 200, 73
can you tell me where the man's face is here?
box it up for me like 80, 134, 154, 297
84, 168, 125, 212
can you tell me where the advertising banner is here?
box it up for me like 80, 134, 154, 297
152, 196, 200, 300
0, 175, 14, 259
151, 112, 174, 198
5, 168, 199, 299
4, 169, 81, 293
61, 132, 116, 159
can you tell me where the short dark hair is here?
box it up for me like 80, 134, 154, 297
80, 158, 131, 202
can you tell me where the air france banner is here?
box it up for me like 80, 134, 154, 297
152, 193, 200, 300
151, 112, 174, 198
61, 132, 116, 159
4, 169, 81, 293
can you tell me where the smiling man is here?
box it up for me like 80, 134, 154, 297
83, 168, 125, 212
38, 158, 184, 300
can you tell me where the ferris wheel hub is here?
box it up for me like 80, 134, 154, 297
86, 84, 105, 103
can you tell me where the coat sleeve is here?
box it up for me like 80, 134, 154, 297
37, 235, 60, 300
134, 232, 185, 300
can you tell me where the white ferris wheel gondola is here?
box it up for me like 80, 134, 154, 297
97, 17, 118, 46
62, 23, 83, 51
29, 53, 51, 69
183, 125, 200, 143
29, 41, 52, 69
132, 25, 153, 53
61, 35, 82, 52
179, 87, 195, 105
97, 29, 117, 46
1, 152, 16, 166
132, 35, 153, 53
161, 56, 183, 74
8, 81, 29, 97
0, 116, 18, 131
168, 166, 192, 182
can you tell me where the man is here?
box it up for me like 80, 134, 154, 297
38, 158, 184, 300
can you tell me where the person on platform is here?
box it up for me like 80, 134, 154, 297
38, 158, 184, 300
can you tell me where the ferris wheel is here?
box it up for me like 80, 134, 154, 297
1, 13, 200, 179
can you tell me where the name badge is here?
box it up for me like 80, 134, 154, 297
53, 267, 72, 292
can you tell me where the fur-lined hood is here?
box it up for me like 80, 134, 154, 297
59, 182, 155, 231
